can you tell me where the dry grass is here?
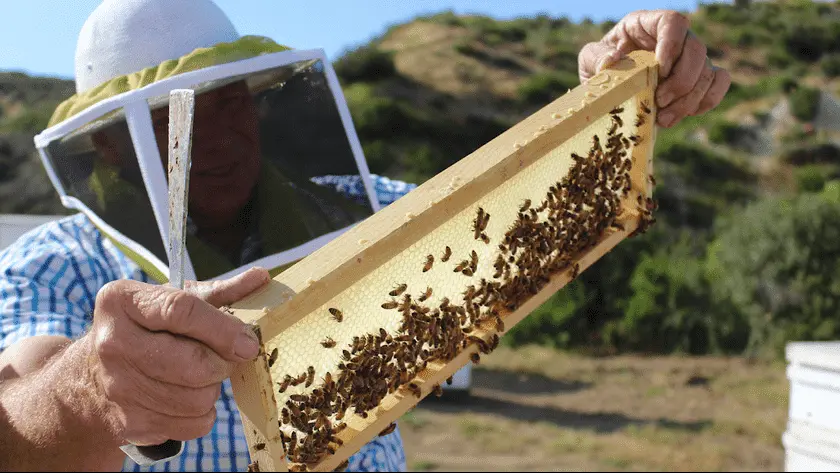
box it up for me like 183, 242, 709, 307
400, 346, 787, 471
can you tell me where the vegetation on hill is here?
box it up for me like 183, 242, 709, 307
2, 1, 839, 357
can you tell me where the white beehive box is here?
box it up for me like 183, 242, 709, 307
785, 342, 840, 472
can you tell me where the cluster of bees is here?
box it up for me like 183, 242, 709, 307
275, 101, 654, 472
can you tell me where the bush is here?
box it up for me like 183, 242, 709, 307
767, 48, 794, 69
333, 46, 396, 84
619, 241, 748, 354
707, 120, 748, 146
789, 86, 821, 121
822, 53, 840, 77
707, 194, 840, 357
0, 105, 54, 133
795, 165, 830, 193
783, 23, 826, 61
343, 83, 410, 139
517, 71, 579, 105
781, 142, 840, 166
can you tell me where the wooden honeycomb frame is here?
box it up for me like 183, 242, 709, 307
228, 51, 659, 472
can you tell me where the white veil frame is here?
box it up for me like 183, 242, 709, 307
34, 48, 380, 282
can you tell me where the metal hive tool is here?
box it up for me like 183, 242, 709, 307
228, 51, 659, 472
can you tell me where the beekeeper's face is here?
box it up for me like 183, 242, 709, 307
151, 81, 262, 230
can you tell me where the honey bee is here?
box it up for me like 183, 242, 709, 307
470, 250, 478, 270
640, 100, 651, 115
423, 254, 434, 272
480, 233, 490, 244
635, 113, 646, 127
281, 408, 291, 424
278, 375, 292, 394
328, 308, 343, 323
418, 287, 433, 302
612, 113, 624, 127
321, 337, 337, 349
305, 366, 315, 388
389, 283, 408, 297
470, 353, 481, 364
473, 207, 486, 239
407, 383, 422, 398
495, 315, 505, 332
291, 372, 307, 386
381, 299, 399, 310
520, 199, 531, 212
611, 106, 625, 115
433, 384, 444, 398
267, 347, 279, 367
441, 246, 452, 262
648, 174, 656, 186
453, 260, 469, 273
462, 268, 474, 277
446, 376, 454, 386
571, 263, 580, 279
254, 442, 266, 451
379, 423, 398, 436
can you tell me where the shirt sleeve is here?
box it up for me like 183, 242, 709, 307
309, 174, 417, 208
0, 217, 115, 351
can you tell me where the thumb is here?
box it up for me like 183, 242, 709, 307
579, 41, 624, 83
184, 267, 271, 308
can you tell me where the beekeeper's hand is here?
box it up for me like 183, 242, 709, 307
579, 9, 732, 128
82, 267, 270, 446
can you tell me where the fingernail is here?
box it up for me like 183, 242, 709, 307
234, 327, 260, 360
659, 111, 674, 127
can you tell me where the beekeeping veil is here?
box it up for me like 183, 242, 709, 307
35, 0, 380, 283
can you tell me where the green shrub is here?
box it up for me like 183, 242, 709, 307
707, 120, 747, 146
707, 194, 840, 357
333, 46, 396, 84
343, 83, 410, 139
789, 86, 821, 121
703, 4, 750, 24
767, 48, 794, 69
795, 165, 830, 193
783, 23, 826, 61
517, 71, 579, 105
619, 241, 748, 354
0, 105, 54, 133
781, 142, 840, 166
822, 53, 840, 77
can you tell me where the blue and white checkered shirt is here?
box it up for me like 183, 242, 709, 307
0, 175, 416, 472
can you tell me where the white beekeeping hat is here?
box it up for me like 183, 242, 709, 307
74, 0, 240, 93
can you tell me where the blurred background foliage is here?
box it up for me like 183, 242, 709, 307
3, 0, 840, 358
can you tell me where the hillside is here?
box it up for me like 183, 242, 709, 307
2, 1, 839, 356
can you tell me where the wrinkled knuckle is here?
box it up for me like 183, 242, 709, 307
95, 330, 122, 361
161, 291, 196, 330
96, 280, 129, 313
665, 11, 690, 29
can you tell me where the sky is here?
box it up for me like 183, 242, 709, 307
2, 0, 704, 80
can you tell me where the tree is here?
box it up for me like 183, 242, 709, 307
706, 193, 840, 357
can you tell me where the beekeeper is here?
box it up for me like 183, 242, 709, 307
0, 0, 728, 470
